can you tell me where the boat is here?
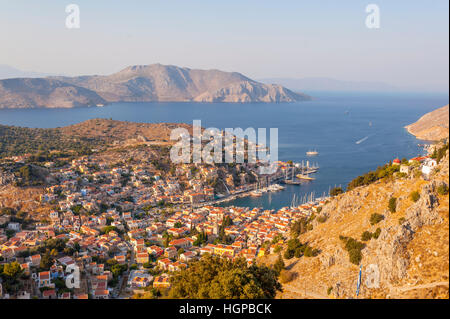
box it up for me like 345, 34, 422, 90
297, 174, 315, 181
306, 150, 318, 156
250, 190, 263, 197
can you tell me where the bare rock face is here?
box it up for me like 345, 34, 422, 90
367, 181, 443, 285
0, 64, 311, 108
0, 168, 14, 186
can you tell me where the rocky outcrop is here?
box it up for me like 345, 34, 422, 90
0, 168, 14, 186
366, 181, 444, 284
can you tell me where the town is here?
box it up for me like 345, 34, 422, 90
0, 137, 441, 299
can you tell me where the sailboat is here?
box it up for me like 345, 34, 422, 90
306, 150, 319, 156
297, 172, 315, 181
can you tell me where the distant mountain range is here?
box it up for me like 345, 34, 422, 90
0, 64, 310, 109
259, 77, 400, 92
0, 64, 55, 79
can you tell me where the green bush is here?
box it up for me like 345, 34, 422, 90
398, 217, 406, 225
373, 228, 381, 239
410, 191, 420, 202
370, 213, 384, 225
361, 231, 373, 241
283, 249, 294, 260
348, 164, 399, 190
330, 187, 344, 196
437, 184, 449, 196
340, 236, 366, 265
388, 197, 397, 213
317, 215, 327, 223
327, 287, 333, 295
431, 143, 449, 164
349, 249, 362, 265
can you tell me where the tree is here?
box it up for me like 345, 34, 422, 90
370, 213, 384, 225
3, 262, 22, 279
273, 254, 285, 275
168, 255, 281, 299
388, 197, 397, 213
40, 252, 54, 269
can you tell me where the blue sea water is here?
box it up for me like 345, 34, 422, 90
0, 91, 448, 210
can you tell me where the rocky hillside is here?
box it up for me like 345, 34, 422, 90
0, 78, 106, 109
405, 105, 449, 141
269, 142, 449, 299
0, 64, 310, 108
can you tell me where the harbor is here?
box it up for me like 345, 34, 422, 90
194, 160, 322, 209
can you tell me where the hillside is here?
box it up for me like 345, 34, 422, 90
0, 78, 106, 109
0, 119, 192, 158
262, 143, 449, 299
0, 64, 310, 108
405, 105, 449, 141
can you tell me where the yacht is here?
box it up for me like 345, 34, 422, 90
306, 150, 319, 156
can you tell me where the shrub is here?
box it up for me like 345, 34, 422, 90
279, 270, 294, 284
373, 228, 381, 239
304, 246, 314, 257
398, 217, 406, 225
327, 287, 333, 295
361, 231, 373, 241
283, 249, 294, 260
330, 187, 344, 196
388, 197, 397, 213
437, 184, 449, 196
349, 249, 362, 265
370, 213, 384, 225
317, 215, 327, 223
294, 248, 303, 258
273, 254, 285, 275
410, 191, 420, 202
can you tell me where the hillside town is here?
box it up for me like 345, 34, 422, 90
0, 138, 332, 300
1, 141, 443, 299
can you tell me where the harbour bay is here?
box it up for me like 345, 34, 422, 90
0, 91, 448, 210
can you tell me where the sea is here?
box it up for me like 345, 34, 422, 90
0, 91, 448, 211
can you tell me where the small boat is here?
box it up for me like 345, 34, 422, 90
306, 150, 318, 156
250, 190, 263, 197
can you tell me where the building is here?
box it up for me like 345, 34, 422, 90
422, 158, 438, 177
153, 275, 171, 289
400, 164, 412, 174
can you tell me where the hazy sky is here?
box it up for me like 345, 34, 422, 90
1, 0, 448, 91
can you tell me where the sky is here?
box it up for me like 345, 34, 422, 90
0, 0, 448, 92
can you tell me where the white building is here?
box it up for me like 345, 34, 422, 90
421, 158, 438, 177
